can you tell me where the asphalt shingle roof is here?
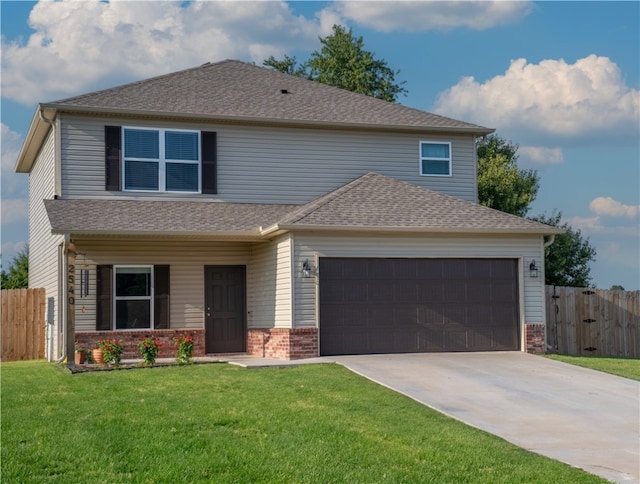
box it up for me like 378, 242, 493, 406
44, 199, 297, 237
270, 173, 562, 234
49, 59, 492, 134
45, 174, 561, 237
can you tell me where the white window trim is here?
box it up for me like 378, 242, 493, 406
113, 265, 154, 331
122, 126, 201, 193
419, 141, 452, 177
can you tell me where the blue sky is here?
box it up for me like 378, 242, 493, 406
1, 1, 639, 289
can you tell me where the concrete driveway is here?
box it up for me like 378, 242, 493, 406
333, 352, 639, 483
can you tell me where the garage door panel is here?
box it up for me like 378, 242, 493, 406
443, 281, 467, 302
418, 281, 444, 302
320, 258, 519, 355
367, 280, 395, 302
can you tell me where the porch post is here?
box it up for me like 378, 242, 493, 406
65, 240, 76, 364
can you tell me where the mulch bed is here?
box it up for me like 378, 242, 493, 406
66, 360, 216, 374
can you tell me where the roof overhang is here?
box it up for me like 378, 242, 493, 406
261, 223, 565, 237
15, 103, 494, 173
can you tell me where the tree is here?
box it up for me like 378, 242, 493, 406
264, 25, 407, 102
610, 285, 625, 291
1, 247, 29, 289
529, 212, 596, 287
476, 135, 540, 217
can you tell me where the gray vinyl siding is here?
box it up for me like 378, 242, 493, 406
248, 234, 293, 329
292, 233, 546, 348
28, 128, 64, 359
73, 239, 251, 331
59, 114, 478, 203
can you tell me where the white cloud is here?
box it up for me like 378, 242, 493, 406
519, 146, 564, 165
1, 123, 27, 198
1, 0, 324, 105
589, 197, 639, 219
1, 199, 28, 225
328, 1, 533, 32
434, 55, 640, 142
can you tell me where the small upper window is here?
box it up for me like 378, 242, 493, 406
123, 127, 200, 192
420, 141, 451, 176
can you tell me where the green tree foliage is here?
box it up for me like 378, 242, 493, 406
264, 25, 407, 102
529, 212, 596, 287
477, 135, 540, 217
609, 285, 625, 291
1, 248, 29, 289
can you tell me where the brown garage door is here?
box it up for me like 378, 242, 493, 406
319, 258, 519, 356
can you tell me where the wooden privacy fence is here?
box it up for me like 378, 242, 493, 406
546, 286, 639, 358
1, 289, 46, 361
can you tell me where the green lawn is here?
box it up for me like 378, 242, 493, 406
1, 361, 605, 483
544, 354, 640, 381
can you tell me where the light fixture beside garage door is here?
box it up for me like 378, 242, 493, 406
301, 259, 317, 278
529, 259, 539, 278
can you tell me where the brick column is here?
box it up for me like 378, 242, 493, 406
524, 323, 546, 354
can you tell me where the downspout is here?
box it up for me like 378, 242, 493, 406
39, 108, 59, 361
544, 234, 556, 249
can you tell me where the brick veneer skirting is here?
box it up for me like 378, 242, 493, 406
524, 323, 546, 354
76, 329, 205, 359
247, 328, 318, 360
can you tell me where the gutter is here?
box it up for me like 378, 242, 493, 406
260, 223, 565, 237
40, 103, 496, 137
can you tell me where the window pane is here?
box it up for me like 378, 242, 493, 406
166, 163, 198, 192
422, 159, 450, 175
124, 160, 159, 190
124, 129, 159, 159
116, 268, 151, 297
116, 300, 151, 329
421, 143, 449, 159
166, 131, 198, 160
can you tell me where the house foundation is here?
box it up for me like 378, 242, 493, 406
524, 323, 546, 354
75, 329, 205, 359
247, 328, 319, 360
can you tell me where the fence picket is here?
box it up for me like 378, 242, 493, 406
546, 286, 640, 358
0, 289, 46, 361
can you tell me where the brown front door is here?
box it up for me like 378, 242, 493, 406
204, 266, 246, 353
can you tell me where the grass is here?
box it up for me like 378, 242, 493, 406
544, 354, 640, 381
1, 361, 605, 483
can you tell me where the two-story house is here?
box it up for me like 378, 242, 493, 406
15, 59, 561, 362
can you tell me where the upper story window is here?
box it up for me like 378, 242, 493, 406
123, 127, 201, 192
420, 141, 452, 177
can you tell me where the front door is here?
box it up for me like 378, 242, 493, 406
204, 266, 246, 353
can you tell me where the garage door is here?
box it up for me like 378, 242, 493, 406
319, 258, 519, 356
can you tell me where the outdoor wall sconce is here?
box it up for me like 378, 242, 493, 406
529, 259, 539, 278
301, 259, 315, 278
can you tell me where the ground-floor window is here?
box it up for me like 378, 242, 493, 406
96, 264, 170, 331
114, 266, 153, 329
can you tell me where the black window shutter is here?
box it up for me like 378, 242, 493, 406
154, 265, 170, 329
105, 126, 121, 191
201, 131, 217, 194
96, 265, 113, 330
